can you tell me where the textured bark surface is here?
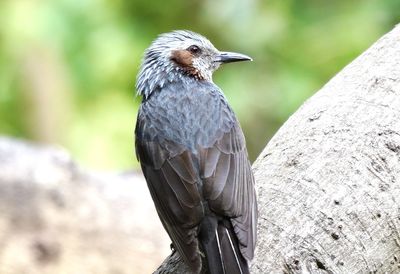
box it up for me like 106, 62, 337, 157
156, 25, 400, 273
251, 24, 400, 274
0, 137, 169, 274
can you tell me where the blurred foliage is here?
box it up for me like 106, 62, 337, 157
0, 0, 399, 170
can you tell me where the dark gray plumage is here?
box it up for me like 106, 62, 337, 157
135, 30, 257, 274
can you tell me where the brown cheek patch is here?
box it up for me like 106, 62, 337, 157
171, 50, 194, 67
171, 50, 204, 80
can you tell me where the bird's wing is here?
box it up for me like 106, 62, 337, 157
135, 82, 257, 270
135, 118, 204, 273
199, 121, 257, 261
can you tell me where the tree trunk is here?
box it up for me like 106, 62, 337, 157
156, 24, 400, 273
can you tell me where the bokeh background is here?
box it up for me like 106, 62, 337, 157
1, 0, 400, 170
1, 1, 400, 273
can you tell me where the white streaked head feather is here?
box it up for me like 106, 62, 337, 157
136, 30, 220, 99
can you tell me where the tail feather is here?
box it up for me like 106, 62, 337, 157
200, 218, 249, 274
217, 225, 249, 274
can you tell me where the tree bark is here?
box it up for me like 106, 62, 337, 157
156, 24, 400, 273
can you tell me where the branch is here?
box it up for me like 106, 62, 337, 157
252, 24, 400, 273
157, 24, 400, 273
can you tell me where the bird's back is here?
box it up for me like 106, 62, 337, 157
136, 79, 235, 151
135, 78, 256, 274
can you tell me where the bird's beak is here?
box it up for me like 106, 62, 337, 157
216, 51, 253, 64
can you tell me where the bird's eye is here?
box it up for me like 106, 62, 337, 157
187, 45, 201, 54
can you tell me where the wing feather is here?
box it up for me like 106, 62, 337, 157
142, 164, 202, 270
204, 152, 231, 200
135, 82, 257, 270
136, 126, 204, 272
202, 146, 221, 178
202, 124, 257, 261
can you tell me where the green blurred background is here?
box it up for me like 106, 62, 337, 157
1, 0, 399, 170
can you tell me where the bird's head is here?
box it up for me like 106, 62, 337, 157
136, 30, 252, 98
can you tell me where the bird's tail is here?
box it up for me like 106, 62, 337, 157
200, 218, 249, 274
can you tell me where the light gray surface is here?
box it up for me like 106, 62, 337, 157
252, 24, 400, 273
0, 137, 170, 274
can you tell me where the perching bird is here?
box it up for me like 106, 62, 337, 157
135, 30, 257, 274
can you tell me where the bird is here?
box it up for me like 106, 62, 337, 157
135, 30, 257, 274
